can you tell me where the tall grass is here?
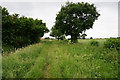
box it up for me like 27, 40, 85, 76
2, 43, 43, 78
2, 39, 118, 78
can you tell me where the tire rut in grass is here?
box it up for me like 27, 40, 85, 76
43, 49, 50, 78
43, 42, 53, 78
24, 42, 52, 78
45, 44, 63, 78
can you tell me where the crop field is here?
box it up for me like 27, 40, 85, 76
2, 39, 118, 78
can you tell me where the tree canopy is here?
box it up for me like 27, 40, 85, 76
50, 25, 65, 40
53, 2, 100, 43
2, 7, 49, 48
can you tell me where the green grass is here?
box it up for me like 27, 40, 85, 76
2, 39, 118, 78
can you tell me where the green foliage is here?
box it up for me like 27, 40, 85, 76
2, 7, 49, 49
90, 37, 93, 39
2, 39, 118, 78
63, 39, 69, 42
54, 2, 100, 43
2, 43, 15, 54
81, 33, 87, 39
89, 40, 99, 46
50, 25, 64, 40
104, 38, 120, 50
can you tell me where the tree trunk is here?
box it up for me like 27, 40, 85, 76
71, 34, 77, 43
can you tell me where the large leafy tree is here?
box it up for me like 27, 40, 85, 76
2, 7, 49, 48
55, 2, 100, 43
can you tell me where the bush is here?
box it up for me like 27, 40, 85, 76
90, 37, 93, 39
104, 38, 120, 50
90, 40, 99, 46
2, 7, 49, 49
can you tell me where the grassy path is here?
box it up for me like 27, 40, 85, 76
24, 41, 53, 78
2, 39, 118, 78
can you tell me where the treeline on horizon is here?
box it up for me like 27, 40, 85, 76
1, 6, 49, 51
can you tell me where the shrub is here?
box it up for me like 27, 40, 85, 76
90, 40, 99, 46
2, 7, 49, 49
90, 37, 93, 39
104, 38, 120, 50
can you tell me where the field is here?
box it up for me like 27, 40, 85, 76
2, 39, 118, 78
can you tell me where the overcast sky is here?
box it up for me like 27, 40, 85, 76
0, 0, 119, 38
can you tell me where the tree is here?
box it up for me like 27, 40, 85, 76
81, 33, 87, 39
50, 25, 64, 40
2, 7, 49, 48
55, 2, 100, 43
